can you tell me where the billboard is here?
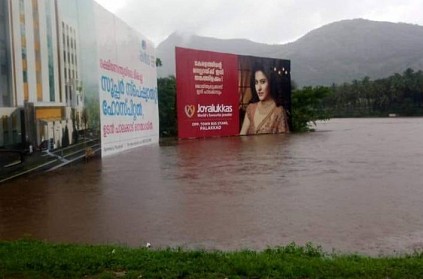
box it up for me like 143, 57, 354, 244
0, 0, 158, 165
176, 48, 239, 138
94, 4, 159, 157
176, 47, 291, 139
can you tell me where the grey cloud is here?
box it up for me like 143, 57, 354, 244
95, 0, 423, 45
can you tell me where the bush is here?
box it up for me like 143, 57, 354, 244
291, 86, 332, 132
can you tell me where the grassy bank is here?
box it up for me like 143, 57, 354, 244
1, 240, 423, 278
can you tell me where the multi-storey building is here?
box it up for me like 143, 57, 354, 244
0, 0, 83, 149
60, 21, 82, 110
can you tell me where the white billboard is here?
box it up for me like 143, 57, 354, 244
94, 4, 159, 157
0, 0, 158, 159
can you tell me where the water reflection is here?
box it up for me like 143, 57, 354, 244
1, 118, 423, 255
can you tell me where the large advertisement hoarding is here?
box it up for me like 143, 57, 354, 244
0, 0, 158, 165
176, 48, 239, 138
176, 47, 291, 139
94, 5, 159, 157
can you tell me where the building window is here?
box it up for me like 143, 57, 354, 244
1, 64, 7, 75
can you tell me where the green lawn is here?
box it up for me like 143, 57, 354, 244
1, 240, 422, 278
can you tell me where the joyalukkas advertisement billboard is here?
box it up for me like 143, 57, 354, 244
176, 48, 239, 138
176, 47, 291, 139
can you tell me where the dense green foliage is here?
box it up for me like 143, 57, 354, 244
1, 240, 423, 278
291, 86, 332, 132
323, 68, 423, 117
157, 77, 177, 136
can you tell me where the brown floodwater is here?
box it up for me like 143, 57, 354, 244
1, 118, 423, 255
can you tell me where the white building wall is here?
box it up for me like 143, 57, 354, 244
59, 20, 82, 110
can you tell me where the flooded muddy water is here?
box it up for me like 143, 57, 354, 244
1, 118, 423, 255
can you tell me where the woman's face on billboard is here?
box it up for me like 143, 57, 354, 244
255, 71, 270, 101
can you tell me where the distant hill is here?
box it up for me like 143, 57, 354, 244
156, 19, 423, 87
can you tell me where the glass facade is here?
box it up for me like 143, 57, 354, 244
46, 0, 55, 102
19, 0, 28, 101
0, 0, 11, 107
32, 0, 42, 101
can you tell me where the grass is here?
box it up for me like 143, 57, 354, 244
1, 240, 423, 278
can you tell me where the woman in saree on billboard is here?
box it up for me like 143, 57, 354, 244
240, 62, 290, 135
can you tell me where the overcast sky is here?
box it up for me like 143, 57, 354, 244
95, 0, 423, 46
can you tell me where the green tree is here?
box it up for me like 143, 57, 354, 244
157, 76, 177, 136
71, 108, 79, 144
83, 96, 100, 134
156, 58, 163, 67
321, 69, 423, 117
81, 108, 89, 132
61, 126, 70, 147
291, 86, 332, 132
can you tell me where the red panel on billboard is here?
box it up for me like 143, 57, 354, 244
176, 47, 239, 139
